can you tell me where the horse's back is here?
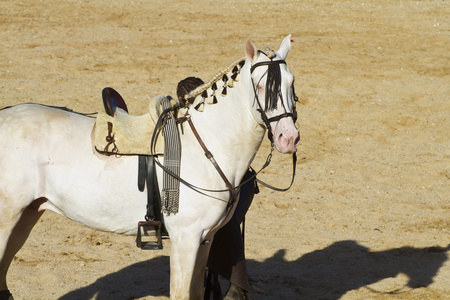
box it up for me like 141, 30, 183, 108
0, 104, 96, 157
0, 104, 95, 206
0, 104, 94, 141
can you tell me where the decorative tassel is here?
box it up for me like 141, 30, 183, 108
221, 86, 227, 96
205, 87, 216, 104
239, 60, 245, 68
231, 72, 239, 82
228, 80, 234, 88
187, 97, 195, 104
209, 84, 217, 104
194, 101, 205, 112
201, 90, 208, 99
221, 74, 228, 96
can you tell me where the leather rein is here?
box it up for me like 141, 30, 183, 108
151, 111, 296, 205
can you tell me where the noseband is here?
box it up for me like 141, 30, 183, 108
250, 54, 298, 143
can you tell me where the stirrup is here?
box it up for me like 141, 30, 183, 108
136, 220, 163, 250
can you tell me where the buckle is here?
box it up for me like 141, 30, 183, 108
136, 221, 163, 250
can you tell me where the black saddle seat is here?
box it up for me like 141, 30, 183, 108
102, 87, 129, 117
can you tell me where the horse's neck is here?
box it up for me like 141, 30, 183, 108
185, 76, 265, 184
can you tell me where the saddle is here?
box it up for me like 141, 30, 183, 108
94, 88, 165, 156
99, 87, 170, 249
102, 87, 129, 117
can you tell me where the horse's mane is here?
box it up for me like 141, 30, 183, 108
182, 46, 281, 112
182, 57, 246, 111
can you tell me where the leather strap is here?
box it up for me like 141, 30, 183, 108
266, 112, 294, 123
255, 151, 297, 192
187, 117, 236, 207
250, 60, 286, 74
137, 155, 166, 234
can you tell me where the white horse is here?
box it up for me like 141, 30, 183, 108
0, 36, 299, 299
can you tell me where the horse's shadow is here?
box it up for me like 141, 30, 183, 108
59, 255, 171, 300
248, 240, 449, 299
59, 240, 449, 300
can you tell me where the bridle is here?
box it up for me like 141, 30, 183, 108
250, 51, 298, 144
249, 53, 298, 192
151, 54, 298, 204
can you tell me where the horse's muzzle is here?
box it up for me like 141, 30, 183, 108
272, 118, 300, 154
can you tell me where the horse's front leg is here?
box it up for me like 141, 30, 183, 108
169, 231, 212, 300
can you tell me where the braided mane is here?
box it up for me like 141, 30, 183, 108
182, 57, 246, 112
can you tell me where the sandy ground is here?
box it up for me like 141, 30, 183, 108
1, 0, 449, 299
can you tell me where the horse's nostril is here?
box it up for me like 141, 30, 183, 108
277, 133, 285, 144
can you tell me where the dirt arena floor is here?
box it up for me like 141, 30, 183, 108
1, 0, 449, 299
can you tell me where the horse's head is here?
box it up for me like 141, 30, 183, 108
245, 35, 300, 154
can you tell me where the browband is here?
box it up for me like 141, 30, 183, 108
250, 60, 286, 74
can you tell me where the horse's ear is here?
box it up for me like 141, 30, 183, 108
245, 38, 258, 61
277, 35, 292, 60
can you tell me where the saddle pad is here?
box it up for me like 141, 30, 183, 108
94, 108, 164, 156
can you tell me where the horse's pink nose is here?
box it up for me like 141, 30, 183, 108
275, 129, 300, 153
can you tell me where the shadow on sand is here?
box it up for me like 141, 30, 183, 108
59, 240, 449, 299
